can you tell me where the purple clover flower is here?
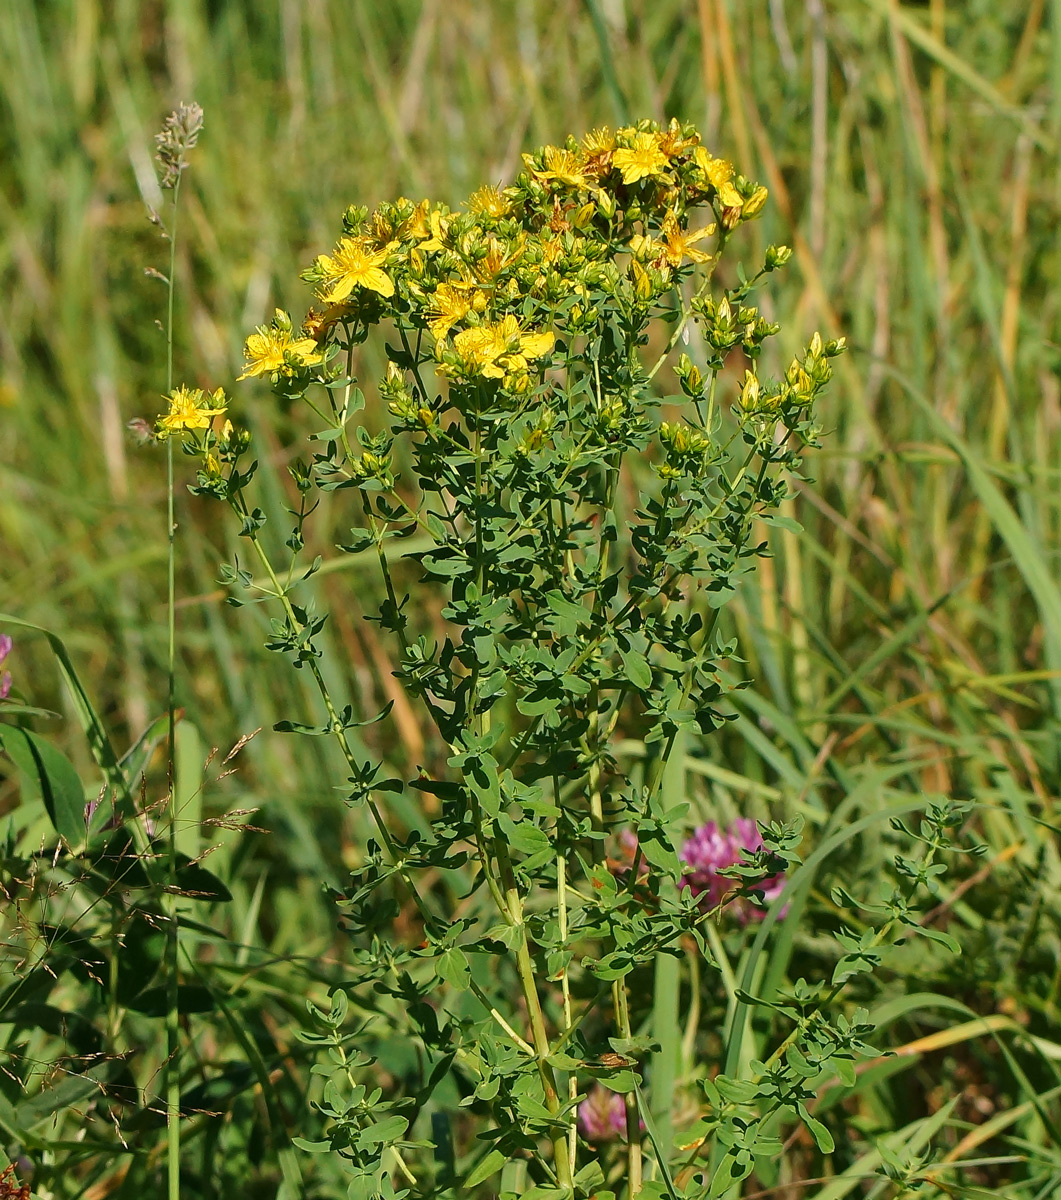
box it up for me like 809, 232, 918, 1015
680, 817, 786, 918
0, 634, 11, 700
577, 1085, 628, 1142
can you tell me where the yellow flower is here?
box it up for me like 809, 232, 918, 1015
157, 385, 226, 435
525, 146, 588, 189
582, 127, 615, 155
300, 304, 351, 342
694, 147, 743, 209
425, 283, 474, 339
656, 117, 698, 159
453, 315, 554, 379
660, 211, 715, 267
315, 236, 395, 302
468, 185, 511, 219
406, 199, 433, 241
612, 132, 668, 185
369, 207, 396, 246
238, 324, 323, 380
417, 208, 450, 252
474, 232, 526, 281
628, 232, 660, 261
580, 127, 616, 178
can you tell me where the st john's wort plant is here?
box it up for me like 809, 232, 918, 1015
154, 118, 980, 1199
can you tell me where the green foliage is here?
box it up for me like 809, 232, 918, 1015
1, 4, 1061, 1200
175, 114, 851, 1194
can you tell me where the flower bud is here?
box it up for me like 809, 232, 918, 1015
675, 353, 704, 397
765, 244, 792, 271
631, 259, 653, 301
574, 202, 596, 229
742, 186, 769, 218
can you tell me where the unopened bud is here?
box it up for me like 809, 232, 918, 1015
631, 259, 653, 301
742, 186, 769, 218
574, 202, 596, 229
676, 353, 704, 397
765, 244, 792, 271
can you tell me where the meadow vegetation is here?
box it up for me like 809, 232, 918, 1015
0, 3, 1060, 1198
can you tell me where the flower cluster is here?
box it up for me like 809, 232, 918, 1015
680, 818, 786, 916
238, 118, 770, 403
0, 634, 12, 700
153, 385, 249, 491
577, 1085, 630, 1143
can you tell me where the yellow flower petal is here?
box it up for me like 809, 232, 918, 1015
519, 331, 555, 359
718, 182, 743, 210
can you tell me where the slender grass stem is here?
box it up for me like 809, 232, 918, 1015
164, 171, 182, 1200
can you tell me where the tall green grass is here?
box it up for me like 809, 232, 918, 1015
1, 2, 1059, 1196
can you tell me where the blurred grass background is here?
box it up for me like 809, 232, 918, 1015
2, 1, 1061, 1195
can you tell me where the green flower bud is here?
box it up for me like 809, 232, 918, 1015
675, 353, 704, 397
596, 189, 617, 219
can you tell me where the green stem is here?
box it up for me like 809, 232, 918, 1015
558, 851, 578, 1177
164, 172, 182, 1200
232, 493, 438, 929
612, 980, 642, 1195
494, 839, 573, 1191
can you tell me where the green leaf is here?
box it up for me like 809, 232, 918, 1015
593, 1069, 638, 1094
118, 711, 170, 784
465, 1148, 508, 1188
0, 614, 134, 813
357, 1115, 408, 1146
291, 1137, 332, 1154
573, 1160, 606, 1191
496, 813, 550, 857
619, 647, 652, 690
307, 424, 348, 442
708, 1150, 753, 1197
0, 725, 85, 846
544, 589, 592, 632
713, 1075, 756, 1104
436, 946, 470, 990
915, 925, 961, 954
274, 700, 393, 736
798, 1105, 835, 1154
